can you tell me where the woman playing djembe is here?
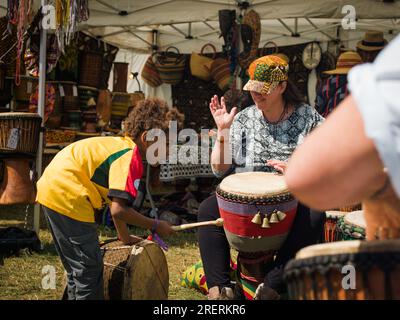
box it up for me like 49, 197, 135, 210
198, 55, 326, 300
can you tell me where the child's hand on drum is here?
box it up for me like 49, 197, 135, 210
156, 220, 175, 237
209, 95, 237, 130
267, 159, 287, 174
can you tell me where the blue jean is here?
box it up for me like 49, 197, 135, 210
43, 206, 104, 300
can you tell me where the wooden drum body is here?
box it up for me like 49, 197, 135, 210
0, 112, 42, 204
284, 240, 400, 300
100, 238, 169, 300
216, 172, 298, 253
0, 158, 35, 204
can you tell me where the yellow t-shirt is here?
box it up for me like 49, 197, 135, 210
36, 136, 144, 223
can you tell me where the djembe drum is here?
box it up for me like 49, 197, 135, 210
101, 237, 169, 300
337, 210, 366, 241
324, 211, 347, 242
0, 112, 42, 204
111, 92, 131, 129
284, 239, 400, 300
216, 172, 298, 299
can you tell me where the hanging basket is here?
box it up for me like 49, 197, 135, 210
190, 44, 217, 81
141, 54, 163, 88
155, 47, 186, 85
261, 41, 279, 56
211, 57, 231, 91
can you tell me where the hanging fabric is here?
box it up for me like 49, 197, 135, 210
7, 0, 34, 85
55, 0, 89, 53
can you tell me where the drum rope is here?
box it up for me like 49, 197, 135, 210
103, 261, 126, 272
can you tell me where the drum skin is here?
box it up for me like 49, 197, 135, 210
101, 238, 169, 300
284, 240, 400, 300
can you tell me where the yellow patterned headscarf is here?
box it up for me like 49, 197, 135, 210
243, 55, 289, 95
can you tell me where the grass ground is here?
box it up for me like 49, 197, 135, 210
0, 204, 206, 300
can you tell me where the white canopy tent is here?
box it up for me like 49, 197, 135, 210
0, 0, 399, 235
80, 0, 400, 52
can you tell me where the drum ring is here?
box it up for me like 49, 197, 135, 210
216, 187, 294, 205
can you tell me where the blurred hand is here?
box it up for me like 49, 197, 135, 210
267, 159, 288, 174
363, 182, 400, 240
156, 220, 175, 238
209, 95, 237, 131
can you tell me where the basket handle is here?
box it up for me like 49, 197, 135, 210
157, 46, 183, 65
200, 43, 217, 59
262, 41, 279, 56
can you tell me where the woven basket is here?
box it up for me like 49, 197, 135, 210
155, 47, 186, 85
141, 55, 162, 88
211, 57, 231, 91
190, 44, 216, 81
79, 51, 103, 88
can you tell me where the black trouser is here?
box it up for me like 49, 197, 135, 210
198, 194, 326, 292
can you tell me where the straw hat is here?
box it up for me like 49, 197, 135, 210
357, 31, 388, 52
243, 54, 289, 95
323, 51, 362, 75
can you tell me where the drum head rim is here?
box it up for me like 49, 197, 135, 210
0, 112, 42, 118
344, 210, 366, 229
326, 210, 347, 219
218, 172, 290, 198
295, 238, 400, 260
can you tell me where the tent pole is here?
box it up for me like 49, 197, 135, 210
33, 3, 47, 236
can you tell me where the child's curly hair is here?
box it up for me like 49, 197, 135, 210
125, 98, 184, 139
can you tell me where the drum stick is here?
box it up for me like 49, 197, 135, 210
171, 218, 224, 231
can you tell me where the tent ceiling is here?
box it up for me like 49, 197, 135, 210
1, 0, 399, 53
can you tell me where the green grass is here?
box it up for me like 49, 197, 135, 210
0, 204, 206, 300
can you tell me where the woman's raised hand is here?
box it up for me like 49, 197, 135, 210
267, 159, 288, 174
209, 95, 237, 131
